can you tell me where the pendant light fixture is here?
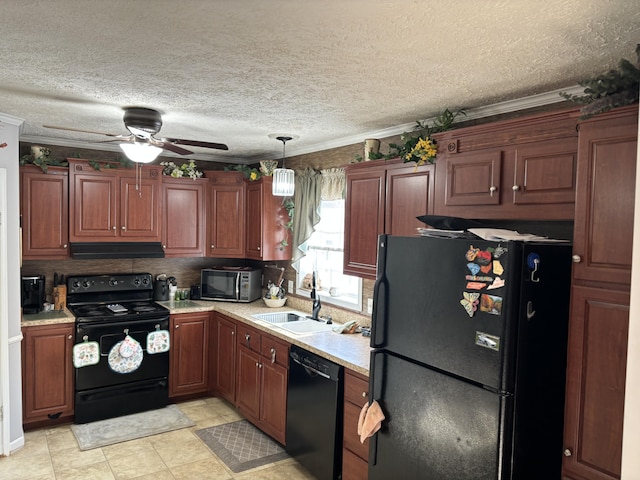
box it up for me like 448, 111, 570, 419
270, 134, 297, 196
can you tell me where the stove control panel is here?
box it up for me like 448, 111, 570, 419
68, 273, 153, 294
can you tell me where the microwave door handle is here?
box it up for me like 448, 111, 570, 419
235, 273, 241, 300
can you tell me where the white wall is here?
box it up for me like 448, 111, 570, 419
0, 112, 25, 454
621, 104, 640, 479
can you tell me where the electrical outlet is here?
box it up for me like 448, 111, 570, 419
367, 298, 374, 314
288, 280, 294, 293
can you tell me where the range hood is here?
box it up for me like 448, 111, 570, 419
70, 242, 165, 259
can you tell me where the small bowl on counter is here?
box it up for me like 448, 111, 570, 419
263, 297, 287, 308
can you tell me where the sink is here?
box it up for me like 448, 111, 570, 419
252, 311, 333, 334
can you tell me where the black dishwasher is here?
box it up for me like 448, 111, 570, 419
286, 345, 344, 480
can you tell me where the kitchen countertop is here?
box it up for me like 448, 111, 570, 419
21, 299, 371, 376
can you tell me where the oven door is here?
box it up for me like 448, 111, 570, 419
75, 316, 170, 391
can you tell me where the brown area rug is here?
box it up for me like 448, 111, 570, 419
196, 420, 289, 473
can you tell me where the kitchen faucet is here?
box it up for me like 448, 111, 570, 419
309, 271, 322, 321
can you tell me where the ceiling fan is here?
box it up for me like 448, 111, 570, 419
43, 106, 229, 157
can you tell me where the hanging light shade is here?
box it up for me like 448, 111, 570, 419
271, 135, 296, 196
119, 141, 162, 163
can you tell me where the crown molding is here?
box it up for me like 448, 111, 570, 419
0, 112, 25, 128
20, 85, 586, 163
281, 85, 586, 158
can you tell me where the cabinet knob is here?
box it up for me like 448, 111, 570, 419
512, 185, 520, 192
231, 331, 235, 336
563, 448, 572, 457
112, 226, 116, 230
362, 391, 368, 398
121, 226, 126, 230
257, 246, 261, 251
68, 335, 73, 340
162, 245, 166, 248
175, 324, 180, 329
270, 347, 276, 364
62, 244, 68, 248
489, 186, 497, 196
572, 255, 582, 263
211, 245, 215, 249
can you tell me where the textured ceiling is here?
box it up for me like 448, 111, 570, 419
1, 0, 639, 164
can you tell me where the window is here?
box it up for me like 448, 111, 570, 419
295, 199, 362, 311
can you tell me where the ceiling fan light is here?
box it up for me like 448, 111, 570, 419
272, 168, 295, 196
119, 142, 162, 163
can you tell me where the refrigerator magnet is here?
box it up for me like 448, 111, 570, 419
460, 292, 480, 317
465, 246, 480, 261
487, 276, 505, 290
475, 332, 500, 351
467, 263, 481, 275
480, 294, 503, 315
465, 281, 487, 290
493, 260, 504, 276
492, 245, 508, 258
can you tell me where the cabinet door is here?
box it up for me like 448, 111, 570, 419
169, 312, 210, 397
236, 346, 261, 422
343, 448, 369, 480
245, 181, 264, 259
260, 360, 288, 444
572, 108, 638, 285
20, 166, 69, 259
120, 174, 161, 240
162, 178, 206, 257
212, 313, 237, 403
442, 149, 502, 206
563, 286, 630, 480
22, 324, 74, 423
385, 163, 434, 236
511, 137, 577, 206
209, 180, 246, 257
70, 171, 118, 241
344, 167, 386, 279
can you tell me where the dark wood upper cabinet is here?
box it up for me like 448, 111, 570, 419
433, 108, 579, 219
205, 171, 246, 258
161, 176, 207, 257
68, 159, 162, 242
245, 176, 292, 262
571, 106, 638, 286
344, 158, 435, 279
20, 165, 69, 259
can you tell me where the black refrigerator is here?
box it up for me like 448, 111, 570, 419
368, 234, 572, 480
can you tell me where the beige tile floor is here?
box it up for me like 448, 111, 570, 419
0, 398, 317, 480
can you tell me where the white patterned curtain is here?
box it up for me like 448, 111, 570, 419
320, 168, 346, 200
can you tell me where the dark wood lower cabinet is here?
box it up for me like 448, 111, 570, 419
169, 312, 210, 398
562, 286, 630, 480
235, 323, 289, 445
342, 369, 370, 479
22, 324, 75, 426
211, 313, 237, 403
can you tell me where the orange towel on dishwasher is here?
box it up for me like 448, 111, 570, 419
357, 400, 385, 443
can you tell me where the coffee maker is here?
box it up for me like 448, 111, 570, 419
21, 275, 45, 314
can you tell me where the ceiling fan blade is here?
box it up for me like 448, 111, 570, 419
148, 137, 193, 155
42, 124, 121, 137
162, 138, 229, 151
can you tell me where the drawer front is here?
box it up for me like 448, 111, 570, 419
342, 446, 369, 480
237, 324, 261, 353
343, 400, 370, 460
260, 334, 289, 368
345, 370, 369, 405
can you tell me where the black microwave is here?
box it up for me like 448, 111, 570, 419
200, 267, 262, 302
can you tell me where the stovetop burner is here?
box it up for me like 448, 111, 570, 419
66, 273, 169, 323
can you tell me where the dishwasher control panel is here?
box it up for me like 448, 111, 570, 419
289, 345, 342, 381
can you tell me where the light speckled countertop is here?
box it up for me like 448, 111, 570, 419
21, 299, 371, 376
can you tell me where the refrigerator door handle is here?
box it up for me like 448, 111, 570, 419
372, 235, 388, 348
